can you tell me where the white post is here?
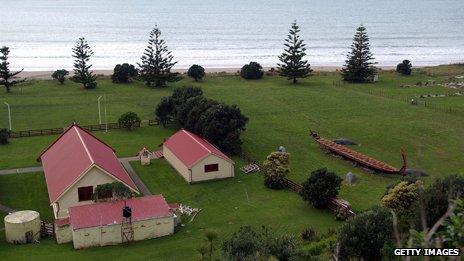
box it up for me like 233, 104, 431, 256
97, 96, 103, 124
4, 102, 11, 130
104, 94, 108, 133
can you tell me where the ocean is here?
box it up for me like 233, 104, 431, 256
1, 0, 463, 71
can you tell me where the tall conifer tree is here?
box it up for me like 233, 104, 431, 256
72, 38, 97, 89
278, 21, 312, 84
0, 46, 25, 93
138, 26, 180, 88
341, 25, 377, 83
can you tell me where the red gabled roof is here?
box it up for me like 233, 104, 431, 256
38, 124, 138, 203
163, 129, 234, 168
68, 195, 172, 230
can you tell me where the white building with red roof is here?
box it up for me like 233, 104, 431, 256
163, 129, 235, 183
37, 124, 139, 220
68, 195, 174, 249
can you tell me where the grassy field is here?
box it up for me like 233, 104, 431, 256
1, 66, 464, 259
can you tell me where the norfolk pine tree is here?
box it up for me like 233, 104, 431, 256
0, 46, 25, 93
138, 26, 180, 88
341, 25, 377, 83
72, 38, 97, 89
278, 21, 312, 84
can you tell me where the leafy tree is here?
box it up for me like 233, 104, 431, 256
338, 207, 393, 260
277, 21, 312, 84
396, 59, 412, 75
51, 69, 69, 84
0, 128, 10, 145
381, 181, 420, 211
0, 46, 25, 93
422, 174, 464, 228
93, 182, 133, 201
187, 64, 205, 81
441, 197, 464, 249
341, 25, 377, 83
71, 38, 97, 89
240, 61, 264, 80
222, 226, 295, 261
170, 86, 204, 115
300, 168, 342, 208
118, 112, 141, 131
138, 26, 180, 88
111, 63, 138, 83
155, 97, 174, 126
196, 103, 248, 154
223, 226, 261, 260
262, 151, 290, 189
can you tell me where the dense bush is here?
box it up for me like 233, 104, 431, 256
300, 168, 342, 208
111, 63, 138, 83
93, 182, 132, 201
187, 64, 205, 81
422, 174, 464, 228
155, 86, 248, 154
118, 112, 141, 131
222, 226, 295, 261
262, 151, 290, 189
51, 69, 69, 84
0, 128, 10, 145
396, 60, 412, 75
155, 97, 174, 126
381, 181, 420, 211
240, 62, 264, 80
338, 207, 393, 260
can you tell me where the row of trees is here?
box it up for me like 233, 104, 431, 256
155, 86, 248, 154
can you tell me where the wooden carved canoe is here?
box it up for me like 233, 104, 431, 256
310, 131, 406, 175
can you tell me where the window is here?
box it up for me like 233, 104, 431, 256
78, 186, 93, 201
204, 164, 219, 173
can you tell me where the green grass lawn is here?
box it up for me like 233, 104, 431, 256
1, 67, 464, 259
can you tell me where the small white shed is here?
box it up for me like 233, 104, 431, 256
163, 129, 234, 183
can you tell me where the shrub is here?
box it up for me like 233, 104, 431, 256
222, 226, 261, 260
0, 128, 10, 145
51, 69, 69, 84
338, 207, 393, 260
155, 97, 174, 126
240, 62, 264, 80
118, 112, 141, 131
300, 168, 342, 209
187, 64, 205, 81
301, 227, 317, 242
422, 174, 464, 228
93, 182, 132, 201
381, 181, 420, 211
111, 63, 138, 83
396, 60, 412, 75
262, 151, 290, 189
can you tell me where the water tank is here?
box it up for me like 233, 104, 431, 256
4, 210, 41, 244
122, 206, 132, 218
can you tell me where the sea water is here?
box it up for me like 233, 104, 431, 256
0, 0, 463, 70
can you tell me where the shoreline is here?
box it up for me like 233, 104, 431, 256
19, 66, 402, 79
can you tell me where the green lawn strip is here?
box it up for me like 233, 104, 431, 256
0, 173, 53, 221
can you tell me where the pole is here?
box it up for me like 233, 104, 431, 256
104, 94, 108, 133
97, 96, 103, 124
4, 102, 11, 130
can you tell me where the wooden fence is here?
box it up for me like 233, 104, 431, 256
239, 152, 355, 216
9, 120, 159, 139
40, 221, 55, 238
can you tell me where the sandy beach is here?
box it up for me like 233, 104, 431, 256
20, 66, 398, 79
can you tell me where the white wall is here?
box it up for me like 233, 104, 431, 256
163, 146, 191, 182
190, 154, 234, 182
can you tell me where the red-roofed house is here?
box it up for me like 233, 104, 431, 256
163, 129, 234, 183
37, 124, 139, 220
68, 195, 174, 249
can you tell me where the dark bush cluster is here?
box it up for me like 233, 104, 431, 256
396, 59, 412, 75
0, 128, 10, 145
300, 168, 342, 209
51, 69, 69, 84
187, 64, 205, 81
240, 61, 264, 80
118, 111, 141, 131
155, 86, 248, 154
112, 63, 138, 83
